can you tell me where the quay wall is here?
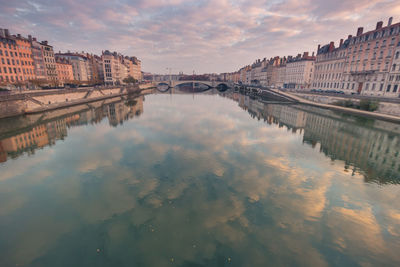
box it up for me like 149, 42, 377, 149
0, 85, 154, 119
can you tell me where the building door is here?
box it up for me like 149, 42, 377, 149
357, 82, 363, 94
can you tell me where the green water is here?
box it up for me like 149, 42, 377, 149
0, 91, 399, 266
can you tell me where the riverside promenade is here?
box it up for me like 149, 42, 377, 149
273, 89, 400, 123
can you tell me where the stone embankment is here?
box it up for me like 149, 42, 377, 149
0, 84, 155, 119
275, 90, 400, 123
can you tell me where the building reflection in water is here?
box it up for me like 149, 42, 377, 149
0, 95, 144, 163
221, 92, 400, 184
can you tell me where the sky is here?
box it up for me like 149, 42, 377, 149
1, 0, 400, 74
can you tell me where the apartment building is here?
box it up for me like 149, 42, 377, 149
0, 30, 20, 85
342, 17, 400, 97
30, 37, 47, 80
239, 66, 250, 83
312, 39, 348, 91
266, 57, 282, 87
55, 57, 74, 85
252, 58, 268, 85
128, 56, 142, 81
102, 50, 122, 85
55, 53, 91, 82
41, 41, 57, 82
385, 45, 400, 97
284, 52, 315, 90
122, 56, 142, 81
0, 29, 36, 86
276, 63, 287, 88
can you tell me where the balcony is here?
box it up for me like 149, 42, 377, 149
350, 70, 376, 75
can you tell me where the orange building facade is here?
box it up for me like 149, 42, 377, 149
0, 29, 35, 87
55, 58, 74, 85
15, 35, 35, 82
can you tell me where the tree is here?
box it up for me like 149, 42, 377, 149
29, 78, 48, 88
123, 75, 137, 84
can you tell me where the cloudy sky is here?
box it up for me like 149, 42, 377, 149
1, 0, 400, 74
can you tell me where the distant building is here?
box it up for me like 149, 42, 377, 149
55, 53, 91, 82
40, 41, 57, 82
284, 52, 315, 90
312, 39, 348, 91
102, 50, 142, 85
102, 50, 122, 85
55, 57, 74, 85
266, 56, 282, 86
276, 63, 287, 88
126, 56, 142, 81
30, 37, 47, 80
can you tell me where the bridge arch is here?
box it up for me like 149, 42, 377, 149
155, 80, 233, 89
156, 82, 170, 92
215, 83, 229, 91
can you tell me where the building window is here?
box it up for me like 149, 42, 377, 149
394, 85, 398, 92
387, 84, 391, 92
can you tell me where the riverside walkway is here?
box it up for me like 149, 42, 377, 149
273, 89, 400, 123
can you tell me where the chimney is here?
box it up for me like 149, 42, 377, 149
303, 52, 309, 58
376, 21, 383, 30
329, 41, 335, 52
4, 29, 9, 37
388, 17, 393, 26
0, 29, 4, 38
348, 35, 352, 39
312, 52, 315, 57
33, 37, 37, 41
356, 27, 363, 36
28, 35, 32, 41
339, 39, 344, 47
317, 44, 321, 51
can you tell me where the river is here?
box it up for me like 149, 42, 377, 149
0, 89, 399, 266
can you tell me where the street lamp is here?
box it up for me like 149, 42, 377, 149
192, 70, 195, 90
166, 68, 172, 81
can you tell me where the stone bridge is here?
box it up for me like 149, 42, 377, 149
156, 80, 233, 88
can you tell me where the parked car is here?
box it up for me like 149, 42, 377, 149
0, 88, 11, 95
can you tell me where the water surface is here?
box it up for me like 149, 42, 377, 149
0, 91, 399, 266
